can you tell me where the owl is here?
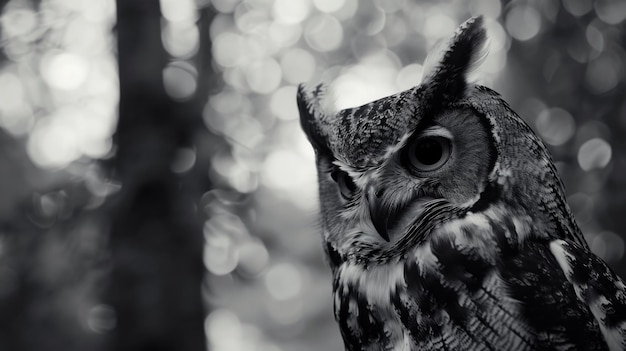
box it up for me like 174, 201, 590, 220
297, 16, 626, 351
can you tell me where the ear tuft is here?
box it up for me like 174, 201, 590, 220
297, 83, 335, 153
296, 83, 336, 118
420, 16, 488, 100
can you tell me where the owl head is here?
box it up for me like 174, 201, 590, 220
298, 16, 584, 267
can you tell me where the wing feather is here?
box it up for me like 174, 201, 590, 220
549, 239, 626, 351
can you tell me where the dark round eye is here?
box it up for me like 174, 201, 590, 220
331, 170, 357, 200
406, 136, 451, 172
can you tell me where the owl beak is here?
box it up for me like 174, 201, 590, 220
367, 187, 392, 242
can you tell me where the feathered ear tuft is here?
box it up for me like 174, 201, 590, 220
420, 16, 488, 101
297, 83, 335, 153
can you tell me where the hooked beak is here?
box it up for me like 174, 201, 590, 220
367, 186, 430, 242
367, 186, 398, 242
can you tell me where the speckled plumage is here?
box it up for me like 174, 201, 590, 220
298, 16, 626, 350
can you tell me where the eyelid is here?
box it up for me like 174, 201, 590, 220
420, 126, 453, 140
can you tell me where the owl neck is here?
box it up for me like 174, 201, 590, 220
491, 162, 587, 249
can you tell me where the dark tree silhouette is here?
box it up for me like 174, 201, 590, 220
106, 1, 211, 350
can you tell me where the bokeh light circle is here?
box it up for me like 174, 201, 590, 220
245, 58, 282, 94
265, 262, 302, 301
578, 138, 612, 171
535, 108, 576, 146
273, 0, 311, 25
163, 61, 198, 100
505, 5, 541, 41
280, 48, 316, 84
313, 0, 345, 13
41, 52, 89, 90
304, 14, 343, 52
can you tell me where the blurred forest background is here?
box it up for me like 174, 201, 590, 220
0, 0, 624, 350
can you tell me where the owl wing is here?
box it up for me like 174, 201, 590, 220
548, 239, 626, 350
502, 237, 626, 351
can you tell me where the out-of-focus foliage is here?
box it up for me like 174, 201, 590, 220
0, 0, 118, 350
0, 0, 624, 350
0, 0, 212, 349
0, 0, 117, 168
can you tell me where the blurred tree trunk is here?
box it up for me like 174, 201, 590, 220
107, 1, 209, 350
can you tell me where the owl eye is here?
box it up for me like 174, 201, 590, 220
331, 169, 357, 199
405, 136, 451, 172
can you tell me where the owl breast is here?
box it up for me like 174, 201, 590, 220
333, 207, 539, 351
